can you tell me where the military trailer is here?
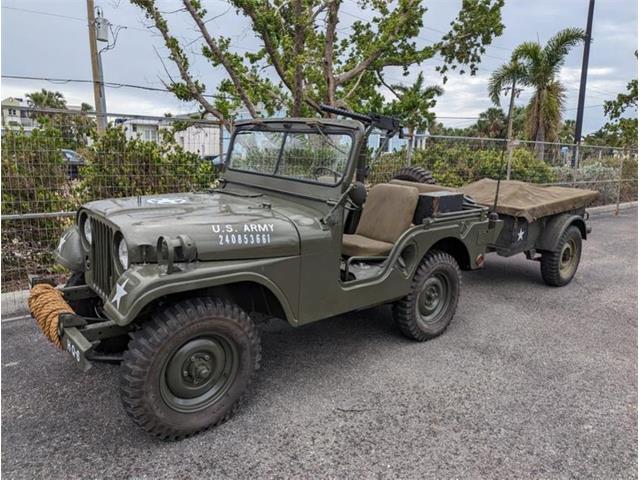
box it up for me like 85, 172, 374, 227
30, 105, 595, 439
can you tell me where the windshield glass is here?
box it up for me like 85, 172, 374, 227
228, 128, 353, 185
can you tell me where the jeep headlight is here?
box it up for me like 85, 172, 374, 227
83, 216, 92, 244
117, 238, 129, 269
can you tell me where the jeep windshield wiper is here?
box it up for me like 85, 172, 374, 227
208, 188, 264, 198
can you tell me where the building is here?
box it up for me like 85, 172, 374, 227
1, 97, 37, 133
114, 114, 223, 158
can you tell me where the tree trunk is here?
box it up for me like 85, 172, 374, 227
292, 0, 304, 116
405, 126, 414, 165
322, 1, 339, 115
534, 94, 546, 161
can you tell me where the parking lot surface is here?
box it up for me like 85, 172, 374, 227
2, 210, 637, 479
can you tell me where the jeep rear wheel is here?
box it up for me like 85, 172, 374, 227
393, 250, 461, 341
120, 298, 260, 440
540, 225, 582, 287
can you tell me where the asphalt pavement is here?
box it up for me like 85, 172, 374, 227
2, 209, 637, 479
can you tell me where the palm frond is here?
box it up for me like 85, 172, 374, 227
543, 27, 586, 69
488, 61, 528, 105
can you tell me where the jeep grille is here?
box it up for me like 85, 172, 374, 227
89, 217, 115, 297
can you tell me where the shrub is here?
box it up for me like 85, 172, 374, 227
370, 145, 557, 187
78, 127, 217, 201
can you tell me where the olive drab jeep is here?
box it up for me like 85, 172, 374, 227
33, 105, 593, 440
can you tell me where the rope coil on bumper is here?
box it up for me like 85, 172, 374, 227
28, 284, 74, 350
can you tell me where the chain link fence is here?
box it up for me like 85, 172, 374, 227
1, 108, 637, 316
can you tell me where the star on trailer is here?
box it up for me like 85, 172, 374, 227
516, 228, 525, 242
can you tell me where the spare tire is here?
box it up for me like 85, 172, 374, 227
392, 166, 436, 184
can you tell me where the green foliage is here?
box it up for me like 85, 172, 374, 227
488, 28, 585, 150
385, 72, 443, 135
370, 144, 557, 186
79, 127, 217, 199
587, 55, 638, 149
431, 105, 526, 139
1, 127, 72, 215
130, 0, 505, 119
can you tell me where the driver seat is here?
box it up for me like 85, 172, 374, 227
342, 183, 419, 257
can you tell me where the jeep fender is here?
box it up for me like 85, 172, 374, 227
535, 214, 587, 252
102, 258, 299, 327
393, 217, 492, 276
54, 226, 86, 273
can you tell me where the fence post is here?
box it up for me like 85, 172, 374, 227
614, 152, 625, 215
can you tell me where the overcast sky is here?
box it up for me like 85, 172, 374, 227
1, 0, 637, 133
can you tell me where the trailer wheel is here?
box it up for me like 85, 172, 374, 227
392, 166, 436, 184
393, 250, 461, 341
540, 225, 582, 287
120, 297, 260, 440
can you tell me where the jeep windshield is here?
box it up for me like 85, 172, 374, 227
227, 126, 354, 186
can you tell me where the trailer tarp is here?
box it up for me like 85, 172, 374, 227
459, 178, 599, 222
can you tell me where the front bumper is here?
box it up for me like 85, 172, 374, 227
58, 314, 127, 371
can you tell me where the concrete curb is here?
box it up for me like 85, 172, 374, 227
587, 201, 637, 216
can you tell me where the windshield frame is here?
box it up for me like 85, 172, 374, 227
225, 122, 357, 188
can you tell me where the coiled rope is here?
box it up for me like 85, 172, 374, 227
28, 284, 74, 350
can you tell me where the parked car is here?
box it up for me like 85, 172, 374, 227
61, 149, 85, 179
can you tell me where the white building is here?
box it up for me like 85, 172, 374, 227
1, 97, 37, 133
166, 116, 222, 158
115, 118, 159, 143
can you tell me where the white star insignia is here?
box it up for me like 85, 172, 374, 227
111, 279, 129, 309
516, 228, 525, 242
57, 233, 67, 252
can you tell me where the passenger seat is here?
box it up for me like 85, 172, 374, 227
342, 183, 419, 257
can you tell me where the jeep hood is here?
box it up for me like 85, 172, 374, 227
82, 191, 312, 261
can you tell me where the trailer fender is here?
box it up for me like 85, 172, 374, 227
535, 214, 587, 252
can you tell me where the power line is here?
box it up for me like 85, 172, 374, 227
1, 5, 150, 33
1, 74, 234, 100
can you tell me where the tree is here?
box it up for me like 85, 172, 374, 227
131, 0, 505, 124
489, 28, 585, 158
586, 53, 637, 148
384, 72, 443, 160
24, 90, 95, 147
558, 119, 576, 144
25, 89, 67, 109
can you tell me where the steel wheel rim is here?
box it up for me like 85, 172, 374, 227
160, 334, 239, 413
416, 273, 450, 327
559, 238, 578, 276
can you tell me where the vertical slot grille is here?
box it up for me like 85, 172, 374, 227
90, 217, 114, 297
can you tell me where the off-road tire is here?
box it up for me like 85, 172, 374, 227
540, 226, 582, 287
392, 166, 436, 184
393, 250, 461, 341
120, 297, 260, 440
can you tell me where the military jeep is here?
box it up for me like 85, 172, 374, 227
41, 105, 508, 439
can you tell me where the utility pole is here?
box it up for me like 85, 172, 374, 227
573, 0, 595, 168
505, 77, 517, 180
86, 0, 107, 133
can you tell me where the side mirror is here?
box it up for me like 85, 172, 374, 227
348, 181, 367, 208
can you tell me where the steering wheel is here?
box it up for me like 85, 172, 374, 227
312, 166, 341, 182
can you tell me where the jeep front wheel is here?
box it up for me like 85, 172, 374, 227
120, 298, 260, 440
393, 250, 461, 341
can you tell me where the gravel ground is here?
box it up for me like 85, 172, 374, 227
2, 210, 637, 479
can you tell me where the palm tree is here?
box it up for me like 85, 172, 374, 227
386, 72, 444, 161
25, 89, 67, 109
489, 28, 585, 158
